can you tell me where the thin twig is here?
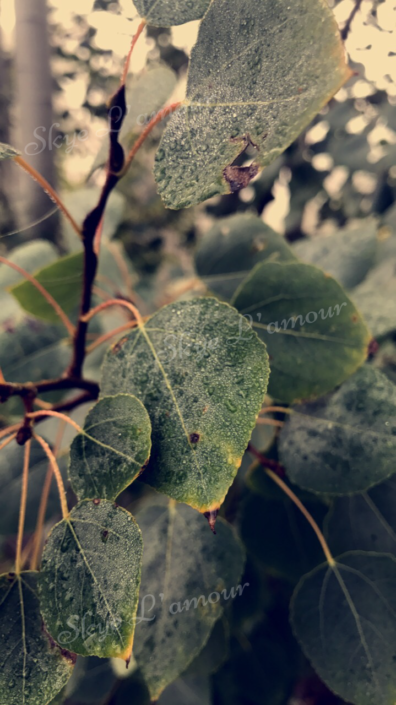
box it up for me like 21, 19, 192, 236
0, 427, 19, 443
247, 443, 286, 478
13, 155, 82, 238
0, 256, 75, 336
28, 409, 84, 435
31, 420, 67, 571
259, 406, 293, 416
86, 320, 139, 354
33, 434, 69, 519
256, 418, 284, 428
341, 0, 364, 40
82, 298, 144, 326
121, 102, 182, 175
121, 19, 146, 86
15, 439, 31, 574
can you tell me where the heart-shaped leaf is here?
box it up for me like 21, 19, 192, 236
279, 367, 396, 495
325, 475, 396, 556
69, 395, 152, 501
0, 571, 75, 705
0, 142, 20, 160
134, 0, 210, 27
38, 500, 143, 660
232, 261, 370, 403
100, 297, 269, 513
154, 0, 351, 209
133, 500, 245, 699
291, 552, 396, 705
195, 214, 296, 301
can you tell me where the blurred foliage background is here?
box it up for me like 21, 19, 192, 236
0, 1, 396, 703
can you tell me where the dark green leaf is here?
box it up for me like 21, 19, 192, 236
0, 439, 67, 534
100, 298, 269, 513
10, 253, 83, 323
291, 552, 396, 705
0, 142, 20, 160
65, 657, 116, 705
134, 0, 210, 27
0, 240, 58, 291
325, 475, 396, 556
0, 571, 75, 705
154, 0, 351, 208
69, 395, 152, 501
293, 221, 378, 290
279, 367, 396, 495
183, 618, 229, 677
38, 500, 142, 660
232, 261, 370, 403
195, 214, 296, 301
351, 258, 396, 338
133, 500, 245, 699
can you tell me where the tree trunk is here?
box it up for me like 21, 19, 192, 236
14, 0, 60, 245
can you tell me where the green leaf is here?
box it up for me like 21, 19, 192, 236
0, 439, 67, 534
38, 500, 142, 660
232, 261, 370, 403
0, 571, 75, 705
134, 0, 210, 27
69, 395, 152, 501
100, 297, 269, 513
195, 214, 296, 301
133, 500, 245, 699
91, 66, 177, 174
0, 142, 20, 160
351, 258, 396, 339
65, 657, 116, 705
154, 0, 351, 209
293, 220, 378, 290
241, 492, 326, 583
291, 552, 396, 705
0, 240, 58, 291
279, 367, 396, 495
325, 475, 396, 556
10, 252, 83, 323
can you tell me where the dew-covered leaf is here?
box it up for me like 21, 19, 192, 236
292, 221, 378, 290
91, 66, 177, 174
69, 395, 151, 501
291, 552, 396, 705
38, 500, 142, 660
195, 214, 296, 301
10, 253, 83, 323
0, 571, 75, 705
154, 0, 351, 209
0, 142, 20, 160
279, 367, 396, 495
133, 501, 245, 699
134, 0, 210, 27
325, 475, 396, 556
100, 297, 269, 513
232, 261, 370, 403
0, 438, 67, 534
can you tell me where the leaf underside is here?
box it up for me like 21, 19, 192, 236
291, 552, 396, 705
0, 571, 75, 705
133, 501, 245, 699
232, 261, 370, 403
279, 367, 396, 495
100, 297, 269, 512
38, 501, 143, 660
69, 394, 152, 501
154, 0, 351, 209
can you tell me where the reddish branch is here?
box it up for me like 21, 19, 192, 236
247, 443, 286, 478
341, 0, 364, 40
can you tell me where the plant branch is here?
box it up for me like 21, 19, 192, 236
0, 376, 99, 405
121, 19, 146, 86
28, 409, 84, 435
82, 298, 143, 325
86, 320, 139, 354
259, 406, 293, 416
256, 418, 284, 428
0, 256, 75, 336
341, 0, 364, 40
15, 439, 31, 574
121, 102, 182, 176
34, 434, 69, 519
13, 155, 82, 239
247, 443, 286, 477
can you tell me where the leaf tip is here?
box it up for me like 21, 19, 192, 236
203, 509, 219, 534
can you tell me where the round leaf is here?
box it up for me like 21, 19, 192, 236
232, 261, 370, 403
69, 394, 152, 501
279, 367, 396, 495
100, 297, 269, 513
154, 0, 351, 208
291, 552, 396, 705
0, 571, 75, 705
38, 500, 143, 660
